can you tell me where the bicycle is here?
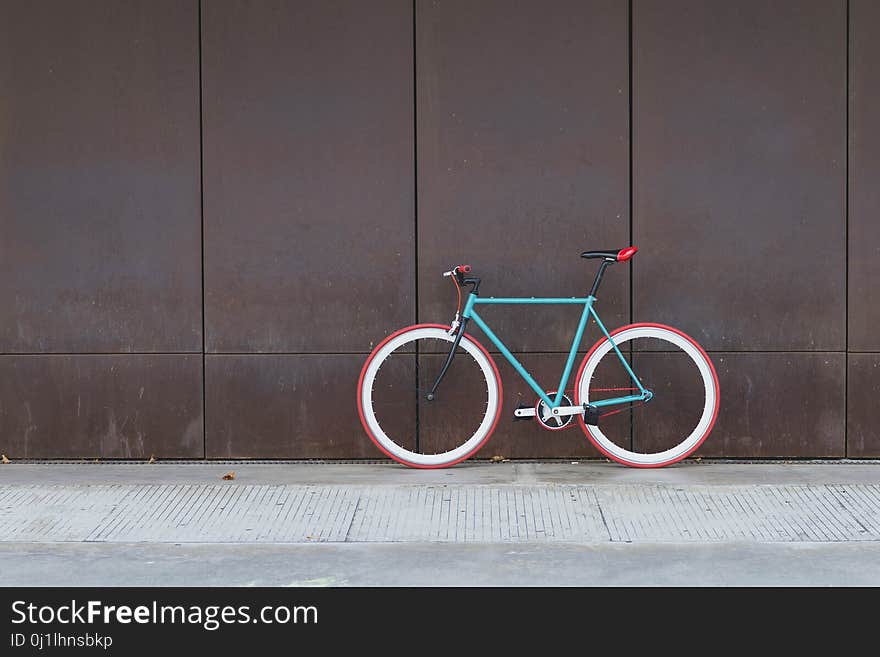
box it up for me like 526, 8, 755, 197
357, 247, 720, 468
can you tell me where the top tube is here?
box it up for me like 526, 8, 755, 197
472, 297, 592, 304
463, 294, 593, 319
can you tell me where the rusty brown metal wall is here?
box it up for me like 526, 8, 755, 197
0, 0, 203, 458
0, 0, 876, 460
848, 0, 880, 456
633, 0, 847, 457
200, 0, 414, 458
416, 0, 628, 459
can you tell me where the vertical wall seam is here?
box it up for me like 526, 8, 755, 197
198, 0, 207, 459
413, 0, 420, 452
844, 0, 850, 457
628, 0, 634, 452
628, 0, 634, 328
413, 0, 419, 327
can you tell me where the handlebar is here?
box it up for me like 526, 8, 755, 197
442, 264, 472, 279
442, 264, 481, 293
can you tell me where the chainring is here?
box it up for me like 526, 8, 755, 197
535, 392, 574, 431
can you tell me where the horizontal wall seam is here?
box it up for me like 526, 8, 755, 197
0, 348, 865, 355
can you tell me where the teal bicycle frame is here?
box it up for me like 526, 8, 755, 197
462, 293, 648, 410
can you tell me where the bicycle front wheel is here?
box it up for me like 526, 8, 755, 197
575, 323, 719, 468
358, 324, 502, 468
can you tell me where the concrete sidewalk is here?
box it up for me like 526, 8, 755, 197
1, 461, 879, 585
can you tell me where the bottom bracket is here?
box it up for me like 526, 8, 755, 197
535, 393, 574, 431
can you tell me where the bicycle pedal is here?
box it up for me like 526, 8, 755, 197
583, 404, 600, 426
512, 403, 535, 421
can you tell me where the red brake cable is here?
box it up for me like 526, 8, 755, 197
449, 269, 462, 315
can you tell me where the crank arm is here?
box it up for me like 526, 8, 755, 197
514, 404, 589, 418
548, 404, 588, 417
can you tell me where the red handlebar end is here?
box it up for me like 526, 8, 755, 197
456, 264, 472, 274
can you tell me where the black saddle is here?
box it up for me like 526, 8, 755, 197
581, 246, 638, 262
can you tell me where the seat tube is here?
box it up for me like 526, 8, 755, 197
555, 297, 594, 406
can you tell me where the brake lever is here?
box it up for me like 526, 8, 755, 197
442, 268, 466, 285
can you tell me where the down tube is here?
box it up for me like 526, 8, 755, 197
466, 310, 555, 407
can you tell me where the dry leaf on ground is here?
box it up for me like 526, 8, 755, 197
222, 471, 235, 481
489, 455, 506, 463
1, 454, 9, 464
148, 455, 155, 464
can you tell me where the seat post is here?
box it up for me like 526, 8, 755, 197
589, 259, 614, 297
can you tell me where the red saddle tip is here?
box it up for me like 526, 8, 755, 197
617, 246, 638, 262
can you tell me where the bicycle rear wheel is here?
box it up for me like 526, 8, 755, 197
358, 324, 502, 468
575, 323, 719, 468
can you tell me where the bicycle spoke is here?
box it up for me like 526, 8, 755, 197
360, 327, 501, 467
576, 325, 718, 467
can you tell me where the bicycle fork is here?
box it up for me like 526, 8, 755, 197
425, 317, 470, 401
